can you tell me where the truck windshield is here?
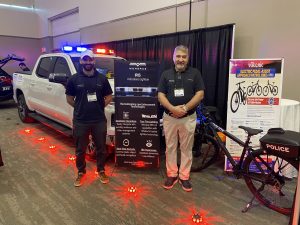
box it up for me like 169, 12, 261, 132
71, 57, 115, 79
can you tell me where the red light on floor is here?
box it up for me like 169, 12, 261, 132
69, 155, 76, 161
37, 137, 46, 142
192, 213, 203, 223
49, 145, 56, 150
128, 186, 137, 193
24, 129, 31, 134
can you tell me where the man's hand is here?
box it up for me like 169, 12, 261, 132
169, 105, 187, 118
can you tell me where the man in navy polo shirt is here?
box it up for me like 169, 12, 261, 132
66, 49, 113, 187
158, 45, 205, 192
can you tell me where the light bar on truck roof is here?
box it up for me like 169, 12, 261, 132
76, 47, 87, 52
96, 48, 106, 54
62, 46, 73, 52
60, 45, 115, 55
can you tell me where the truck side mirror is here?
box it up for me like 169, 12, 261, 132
49, 73, 68, 84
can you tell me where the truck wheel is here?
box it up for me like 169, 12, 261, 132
17, 94, 34, 123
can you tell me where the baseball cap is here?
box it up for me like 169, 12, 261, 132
80, 49, 94, 60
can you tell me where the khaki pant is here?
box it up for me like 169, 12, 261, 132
163, 112, 196, 180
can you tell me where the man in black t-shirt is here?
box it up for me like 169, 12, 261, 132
65, 49, 113, 187
158, 45, 205, 192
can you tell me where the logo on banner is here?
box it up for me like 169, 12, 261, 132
141, 114, 157, 119
248, 62, 263, 68
123, 112, 129, 119
146, 140, 152, 147
123, 139, 130, 147
129, 62, 147, 67
129, 62, 147, 71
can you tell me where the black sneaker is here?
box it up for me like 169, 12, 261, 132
163, 176, 178, 189
98, 171, 109, 184
74, 172, 85, 187
179, 179, 192, 192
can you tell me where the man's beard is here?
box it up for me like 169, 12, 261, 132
83, 64, 94, 72
175, 63, 186, 72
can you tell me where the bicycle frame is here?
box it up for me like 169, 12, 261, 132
207, 120, 246, 170
198, 106, 299, 215
204, 117, 280, 179
237, 84, 246, 102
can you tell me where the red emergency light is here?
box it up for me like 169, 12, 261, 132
96, 48, 106, 54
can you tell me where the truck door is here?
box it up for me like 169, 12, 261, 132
51, 56, 73, 128
29, 56, 57, 117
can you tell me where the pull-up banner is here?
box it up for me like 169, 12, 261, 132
114, 61, 160, 168
225, 58, 284, 171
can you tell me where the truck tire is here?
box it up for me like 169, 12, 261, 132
17, 94, 34, 123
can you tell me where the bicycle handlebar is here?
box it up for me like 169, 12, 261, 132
235, 81, 245, 85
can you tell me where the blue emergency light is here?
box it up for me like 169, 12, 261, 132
62, 46, 73, 52
76, 47, 87, 52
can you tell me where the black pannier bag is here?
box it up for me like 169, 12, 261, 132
260, 128, 300, 160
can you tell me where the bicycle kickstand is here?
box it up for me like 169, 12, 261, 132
242, 195, 256, 213
242, 185, 264, 213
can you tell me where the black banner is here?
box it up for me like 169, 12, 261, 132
115, 97, 160, 168
114, 61, 160, 168
114, 61, 159, 96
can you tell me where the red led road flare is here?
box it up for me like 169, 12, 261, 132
69, 155, 76, 161
37, 137, 45, 142
192, 213, 203, 223
49, 145, 56, 150
128, 186, 137, 193
24, 129, 31, 134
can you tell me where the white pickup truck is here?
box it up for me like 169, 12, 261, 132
13, 52, 125, 152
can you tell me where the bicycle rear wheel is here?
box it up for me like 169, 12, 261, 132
243, 149, 298, 215
230, 91, 240, 113
191, 134, 219, 172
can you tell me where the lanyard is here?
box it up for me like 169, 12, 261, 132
174, 71, 183, 89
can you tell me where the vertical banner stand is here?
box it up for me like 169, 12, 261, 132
114, 61, 160, 168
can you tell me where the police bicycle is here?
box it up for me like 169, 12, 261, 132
191, 105, 299, 215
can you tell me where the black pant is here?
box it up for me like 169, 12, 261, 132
73, 121, 107, 173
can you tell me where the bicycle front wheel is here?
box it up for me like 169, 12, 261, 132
191, 134, 219, 172
243, 149, 298, 215
272, 86, 279, 96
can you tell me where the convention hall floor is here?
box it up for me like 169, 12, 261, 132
0, 100, 291, 225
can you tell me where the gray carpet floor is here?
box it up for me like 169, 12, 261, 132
0, 100, 291, 225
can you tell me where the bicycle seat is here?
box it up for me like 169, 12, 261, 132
238, 126, 263, 136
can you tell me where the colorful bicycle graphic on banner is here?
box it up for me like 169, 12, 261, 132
230, 79, 279, 113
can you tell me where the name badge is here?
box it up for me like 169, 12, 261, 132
174, 88, 184, 97
87, 92, 97, 102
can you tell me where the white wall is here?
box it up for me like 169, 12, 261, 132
79, 0, 181, 28
0, 6, 39, 37
34, 0, 80, 37
207, 0, 300, 100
